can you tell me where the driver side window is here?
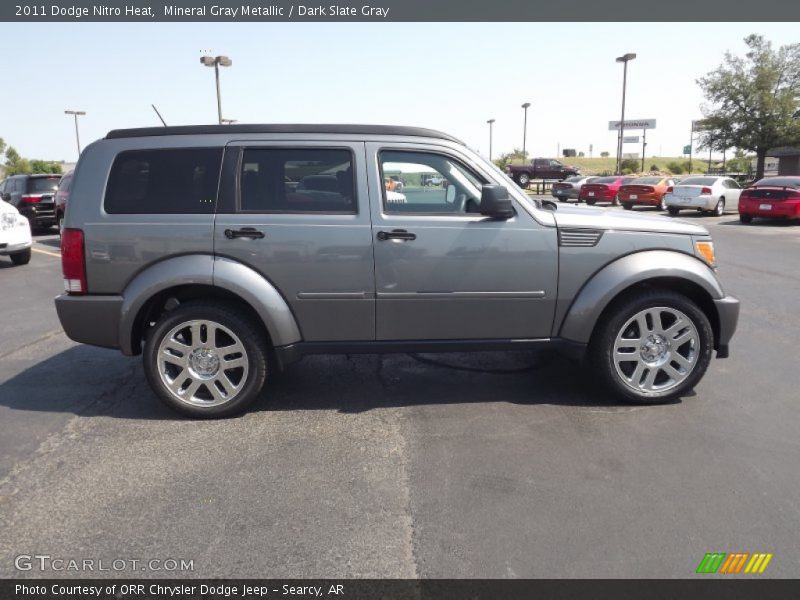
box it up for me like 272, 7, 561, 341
379, 150, 485, 215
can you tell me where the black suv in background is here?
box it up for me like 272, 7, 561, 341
0, 173, 61, 230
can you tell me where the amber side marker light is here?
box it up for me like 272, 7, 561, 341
695, 240, 717, 268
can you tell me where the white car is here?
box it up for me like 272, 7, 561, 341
664, 176, 743, 217
0, 198, 33, 265
385, 190, 407, 204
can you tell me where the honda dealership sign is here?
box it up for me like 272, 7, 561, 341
609, 119, 657, 130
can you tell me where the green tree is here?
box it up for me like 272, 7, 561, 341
697, 34, 800, 179
30, 160, 62, 174
493, 148, 528, 170
600, 151, 610, 158
4, 147, 32, 176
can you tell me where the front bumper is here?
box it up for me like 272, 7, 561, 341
0, 240, 32, 255
713, 295, 740, 358
0, 223, 33, 255
54, 294, 124, 350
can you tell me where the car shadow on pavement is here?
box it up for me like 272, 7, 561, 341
36, 238, 62, 248
0, 346, 664, 420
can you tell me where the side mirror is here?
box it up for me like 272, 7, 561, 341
480, 184, 515, 219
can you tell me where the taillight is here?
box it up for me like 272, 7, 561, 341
666, 186, 674, 193
61, 228, 87, 295
21, 194, 41, 204
701, 187, 712, 194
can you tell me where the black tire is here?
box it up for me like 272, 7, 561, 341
516, 173, 530, 188
658, 196, 667, 211
143, 300, 269, 418
10, 248, 31, 265
622, 203, 633, 210
713, 198, 725, 217
739, 214, 752, 224
667, 207, 680, 216
589, 289, 713, 405
585, 200, 595, 206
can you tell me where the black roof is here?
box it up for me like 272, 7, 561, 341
106, 124, 464, 144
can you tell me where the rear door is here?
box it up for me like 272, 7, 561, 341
366, 142, 558, 341
214, 141, 375, 342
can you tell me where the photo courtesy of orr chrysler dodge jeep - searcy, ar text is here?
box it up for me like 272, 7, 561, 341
55, 124, 740, 418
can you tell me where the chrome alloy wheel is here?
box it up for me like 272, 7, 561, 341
612, 306, 700, 394
156, 319, 249, 407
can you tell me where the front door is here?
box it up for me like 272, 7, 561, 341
214, 141, 375, 342
366, 143, 558, 341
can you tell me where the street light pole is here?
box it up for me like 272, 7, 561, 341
200, 55, 232, 125
486, 119, 495, 161
689, 120, 695, 174
615, 53, 636, 175
64, 110, 86, 157
521, 102, 531, 163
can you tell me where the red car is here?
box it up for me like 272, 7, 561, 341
738, 176, 800, 224
618, 176, 676, 211
579, 176, 636, 205
54, 170, 74, 234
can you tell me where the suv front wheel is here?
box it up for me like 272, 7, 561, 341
143, 301, 268, 418
590, 290, 713, 404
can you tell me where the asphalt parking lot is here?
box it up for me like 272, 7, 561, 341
1, 208, 798, 578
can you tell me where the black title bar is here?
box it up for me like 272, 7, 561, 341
3, 0, 798, 21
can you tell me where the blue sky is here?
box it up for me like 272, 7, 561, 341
2, 22, 797, 162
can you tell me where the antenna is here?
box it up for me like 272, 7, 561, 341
151, 104, 167, 126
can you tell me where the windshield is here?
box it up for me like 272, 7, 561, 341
27, 177, 61, 193
679, 177, 717, 186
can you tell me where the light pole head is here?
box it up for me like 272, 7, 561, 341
217, 56, 232, 67
616, 53, 637, 63
487, 119, 495, 125
64, 110, 86, 116
521, 102, 531, 109
200, 55, 216, 66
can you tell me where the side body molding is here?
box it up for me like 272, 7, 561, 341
118, 254, 301, 355
212, 257, 302, 347
558, 250, 724, 345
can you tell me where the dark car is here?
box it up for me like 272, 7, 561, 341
506, 158, 580, 187
579, 176, 637, 206
738, 176, 800, 224
0, 173, 61, 230
55, 170, 74, 234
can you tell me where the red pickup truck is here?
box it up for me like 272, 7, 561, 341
506, 158, 580, 187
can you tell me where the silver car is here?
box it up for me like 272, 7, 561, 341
54, 124, 739, 418
665, 176, 743, 216
551, 175, 599, 202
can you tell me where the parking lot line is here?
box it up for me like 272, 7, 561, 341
32, 247, 61, 258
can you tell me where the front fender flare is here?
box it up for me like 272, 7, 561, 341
558, 250, 724, 345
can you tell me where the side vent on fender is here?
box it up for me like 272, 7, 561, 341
558, 229, 603, 248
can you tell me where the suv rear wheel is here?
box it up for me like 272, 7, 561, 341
143, 301, 268, 418
516, 172, 530, 188
590, 290, 713, 404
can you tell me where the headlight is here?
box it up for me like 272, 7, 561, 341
0, 213, 16, 231
695, 240, 717, 268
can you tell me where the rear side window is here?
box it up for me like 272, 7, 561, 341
239, 148, 356, 213
105, 148, 222, 214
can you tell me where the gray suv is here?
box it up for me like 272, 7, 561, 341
55, 125, 739, 418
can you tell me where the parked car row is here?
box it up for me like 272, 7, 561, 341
551, 173, 800, 223
0, 170, 74, 234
